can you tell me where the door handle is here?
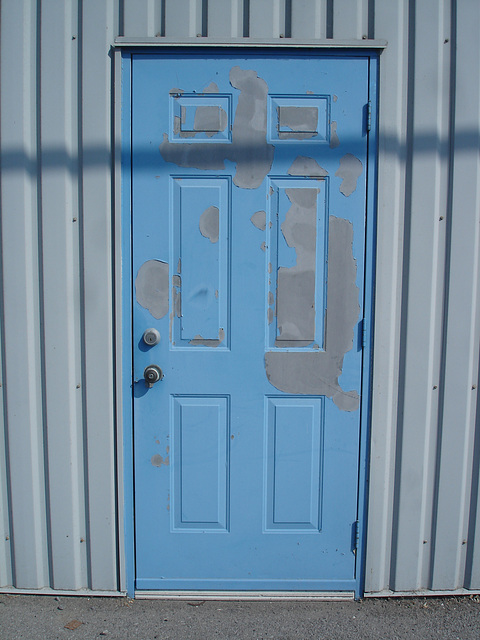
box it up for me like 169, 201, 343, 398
144, 365, 163, 388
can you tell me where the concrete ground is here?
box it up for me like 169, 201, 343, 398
1, 594, 480, 640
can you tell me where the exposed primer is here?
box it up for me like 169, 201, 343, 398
174, 115, 196, 139
160, 67, 274, 189
151, 454, 170, 468
268, 262, 272, 274
170, 87, 184, 96
194, 106, 228, 136
135, 260, 169, 320
275, 188, 319, 347
288, 156, 328, 178
265, 216, 360, 412
189, 327, 225, 347
199, 205, 219, 243
330, 121, 340, 149
269, 186, 274, 196
172, 286, 181, 318
268, 308, 274, 324
278, 106, 318, 140
335, 153, 363, 197
203, 81, 219, 93
268, 291, 275, 305
250, 210, 266, 231
260, 241, 266, 252
333, 94, 338, 102
177, 258, 182, 273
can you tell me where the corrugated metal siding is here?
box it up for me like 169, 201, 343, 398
0, 0, 479, 594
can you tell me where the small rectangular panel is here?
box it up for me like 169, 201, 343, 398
265, 397, 324, 532
172, 396, 230, 531
267, 178, 328, 349
268, 95, 329, 142
171, 177, 230, 347
170, 94, 231, 142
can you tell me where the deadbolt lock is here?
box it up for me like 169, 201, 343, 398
143, 328, 161, 346
144, 365, 163, 388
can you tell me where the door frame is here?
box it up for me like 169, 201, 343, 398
118, 47, 379, 599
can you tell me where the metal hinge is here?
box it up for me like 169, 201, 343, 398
366, 100, 372, 132
352, 520, 360, 555
361, 318, 368, 348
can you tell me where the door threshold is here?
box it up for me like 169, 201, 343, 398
135, 590, 355, 601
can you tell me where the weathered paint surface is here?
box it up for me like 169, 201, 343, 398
160, 67, 274, 189
250, 209, 266, 230
135, 260, 169, 319
275, 188, 319, 347
189, 327, 225, 347
277, 106, 318, 139
330, 122, 340, 149
199, 205, 219, 243
151, 454, 169, 468
288, 156, 328, 178
335, 154, 363, 197
265, 216, 360, 412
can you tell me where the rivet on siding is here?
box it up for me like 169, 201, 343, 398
196, 33, 202, 37
462, 540, 467, 545
80, 538, 85, 543
72, 36, 76, 40
76, 383, 81, 389
444, 38, 449, 43
73, 217, 77, 222
5, 535, 9, 541
439, 216, 444, 221
423, 540, 428, 544
472, 385, 477, 390
362, 35, 367, 40
433, 385, 438, 390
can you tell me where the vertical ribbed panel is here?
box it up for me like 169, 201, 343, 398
1, 0, 480, 595
0, 0, 49, 588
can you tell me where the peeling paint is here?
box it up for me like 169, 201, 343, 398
194, 105, 228, 136
260, 241, 266, 252
335, 153, 363, 197
160, 67, 274, 189
250, 210, 266, 231
170, 87, 184, 96
172, 275, 181, 287
268, 308, 274, 324
177, 258, 182, 274
135, 260, 169, 320
172, 286, 181, 318
265, 216, 360, 412
278, 106, 318, 139
268, 292, 275, 306
151, 454, 170, 467
189, 327, 225, 347
330, 121, 340, 149
275, 188, 319, 347
199, 205, 219, 243
268, 262, 272, 274
288, 156, 328, 178
203, 81, 219, 93
333, 94, 338, 102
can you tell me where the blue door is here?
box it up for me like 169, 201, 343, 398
131, 51, 370, 591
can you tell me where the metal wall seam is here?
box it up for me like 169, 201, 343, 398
389, 0, 452, 592
249, 0, 287, 39
364, 0, 409, 594
0, 331, 10, 586
431, 2, 480, 590
80, 0, 119, 591
0, 0, 50, 589
165, 0, 203, 39
39, 0, 87, 590
332, 0, 369, 40
207, 0, 244, 38
122, 0, 164, 38
290, 0, 328, 40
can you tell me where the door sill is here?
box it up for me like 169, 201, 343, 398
135, 590, 354, 601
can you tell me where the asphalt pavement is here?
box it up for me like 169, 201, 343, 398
1, 593, 480, 640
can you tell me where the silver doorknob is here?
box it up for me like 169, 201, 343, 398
144, 365, 163, 388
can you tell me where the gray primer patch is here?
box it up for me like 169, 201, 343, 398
251, 210, 266, 231
288, 156, 328, 178
170, 87, 184, 96
189, 327, 225, 347
203, 81, 219, 93
193, 106, 228, 135
268, 291, 275, 306
151, 454, 169, 468
335, 153, 363, 197
330, 121, 340, 149
135, 260, 169, 320
160, 66, 274, 189
268, 308, 274, 324
199, 205, 219, 243
260, 241, 266, 252
278, 106, 318, 139
265, 216, 360, 412
275, 188, 318, 347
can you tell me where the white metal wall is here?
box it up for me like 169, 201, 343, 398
0, 0, 479, 594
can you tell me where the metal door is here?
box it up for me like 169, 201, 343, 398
130, 51, 371, 591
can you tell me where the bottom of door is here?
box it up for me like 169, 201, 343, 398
136, 578, 356, 591
135, 590, 355, 601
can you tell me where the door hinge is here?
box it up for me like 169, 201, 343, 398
352, 520, 360, 555
361, 318, 368, 348
366, 100, 372, 132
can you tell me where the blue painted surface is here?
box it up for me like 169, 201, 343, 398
130, 51, 371, 591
